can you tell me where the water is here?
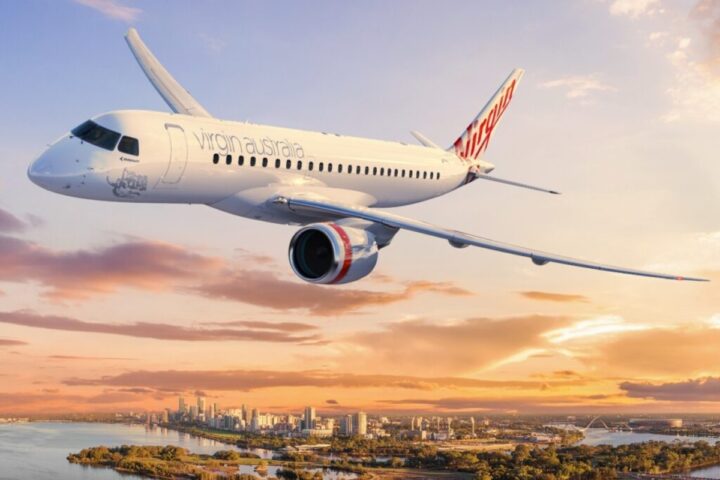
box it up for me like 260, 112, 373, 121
689, 464, 720, 478
0, 422, 309, 480
579, 428, 720, 447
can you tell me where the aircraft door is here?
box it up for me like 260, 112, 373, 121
162, 124, 188, 184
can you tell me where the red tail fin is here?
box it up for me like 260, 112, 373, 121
451, 68, 524, 161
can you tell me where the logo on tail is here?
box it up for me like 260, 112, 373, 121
451, 69, 522, 161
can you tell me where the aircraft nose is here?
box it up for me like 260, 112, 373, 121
28, 148, 56, 188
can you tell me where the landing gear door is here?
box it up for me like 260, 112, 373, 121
162, 124, 187, 184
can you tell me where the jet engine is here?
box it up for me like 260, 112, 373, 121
289, 223, 379, 284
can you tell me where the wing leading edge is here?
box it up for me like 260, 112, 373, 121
279, 196, 708, 282
125, 28, 212, 118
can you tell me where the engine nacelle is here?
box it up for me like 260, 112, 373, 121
289, 223, 379, 284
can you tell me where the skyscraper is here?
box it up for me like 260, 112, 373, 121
342, 414, 353, 436
178, 395, 186, 414
304, 406, 316, 430
197, 395, 206, 416
354, 411, 367, 436
241, 404, 248, 423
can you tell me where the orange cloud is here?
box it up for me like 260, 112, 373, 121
341, 315, 572, 376
593, 327, 720, 376
193, 271, 472, 316
0, 234, 222, 300
518, 291, 589, 303
0, 311, 322, 344
62, 369, 570, 392
0, 338, 27, 347
47, 355, 136, 361
620, 377, 720, 402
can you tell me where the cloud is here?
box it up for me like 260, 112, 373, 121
193, 271, 472, 316
63, 369, 570, 392
0, 235, 222, 300
47, 355, 135, 361
0, 208, 28, 233
326, 399, 339, 405
198, 33, 227, 53
0, 311, 322, 344
74, 0, 141, 22
540, 75, 616, 101
620, 377, 720, 401
0, 338, 27, 347
542, 316, 650, 344
691, 0, 720, 70
205, 321, 318, 332
518, 291, 589, 303
609, 0, 661, 18
378, 394, 638, 413
593, 326, 720, 375
340, 315, 572, 376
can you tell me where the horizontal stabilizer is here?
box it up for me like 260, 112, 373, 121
474, 173, 560, 195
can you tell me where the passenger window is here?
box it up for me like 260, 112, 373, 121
262, 158, 268, 167
380, 168, 385, 176
309, 161, 314, 171
239, 155, 245, 166
394, 169, 398, 177
328, 163, 333, 173
286, 159, 292, 169
250, 157, 256, 167
319, 163, 324, 172
339, 164, 343, 173
212, 153, 219, 164
423, 171, 427, 179
275, 159, 280, 168
373, 167, 377, 175
365, 166, 369, 175
437, 172, 441, 180
357, 166, 361, 174
348, 164, 353, 174
402, 169, 406, 178
297, 160, 302, 170
118, 136, 139, 156
226, 154, 232, 165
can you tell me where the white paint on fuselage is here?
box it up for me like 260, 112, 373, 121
29, 110, 472, 225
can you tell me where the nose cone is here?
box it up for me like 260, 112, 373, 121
28, 148, 58, 190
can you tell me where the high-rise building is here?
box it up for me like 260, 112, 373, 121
241, 404, 248, 423
178, 395, 186, 414
470, 417, 476, 436
341, 414, 353, 436
197, 396, 206, 415
189, 405, 198, 420
354, 412, 367, 436
410, 416, 416, 431
304, 406, 316, 430
251, 408, 259, 431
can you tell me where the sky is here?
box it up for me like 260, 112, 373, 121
0, 0, 719, 417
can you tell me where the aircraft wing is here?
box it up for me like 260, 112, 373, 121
279, 196, 708, 282
125, 28, 212, 118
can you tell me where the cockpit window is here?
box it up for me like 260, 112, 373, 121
118, 136, 139, 156
71, 120, 121, 151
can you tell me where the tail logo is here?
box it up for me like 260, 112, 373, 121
454, 79, 517, 160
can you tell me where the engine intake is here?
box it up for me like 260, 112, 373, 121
289, 223, 378, 284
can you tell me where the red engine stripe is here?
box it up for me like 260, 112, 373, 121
329, 223, 352, 284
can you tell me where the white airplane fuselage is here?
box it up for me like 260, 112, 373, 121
30, 110, 475, 225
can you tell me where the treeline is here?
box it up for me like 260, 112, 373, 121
404, 441, 720, 480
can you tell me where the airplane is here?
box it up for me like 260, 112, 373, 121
27, 28, 707, 285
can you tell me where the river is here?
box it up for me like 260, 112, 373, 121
0, 422, 355, 480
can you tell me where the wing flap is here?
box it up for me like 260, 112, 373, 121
125, 28, 212, 118
282, 196, 707, 282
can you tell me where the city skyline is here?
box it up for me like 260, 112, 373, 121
1, 0, 720, 416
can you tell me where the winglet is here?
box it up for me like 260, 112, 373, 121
125, 28, 212, 118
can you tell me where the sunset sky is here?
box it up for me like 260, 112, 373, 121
1, 0, 719, 416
